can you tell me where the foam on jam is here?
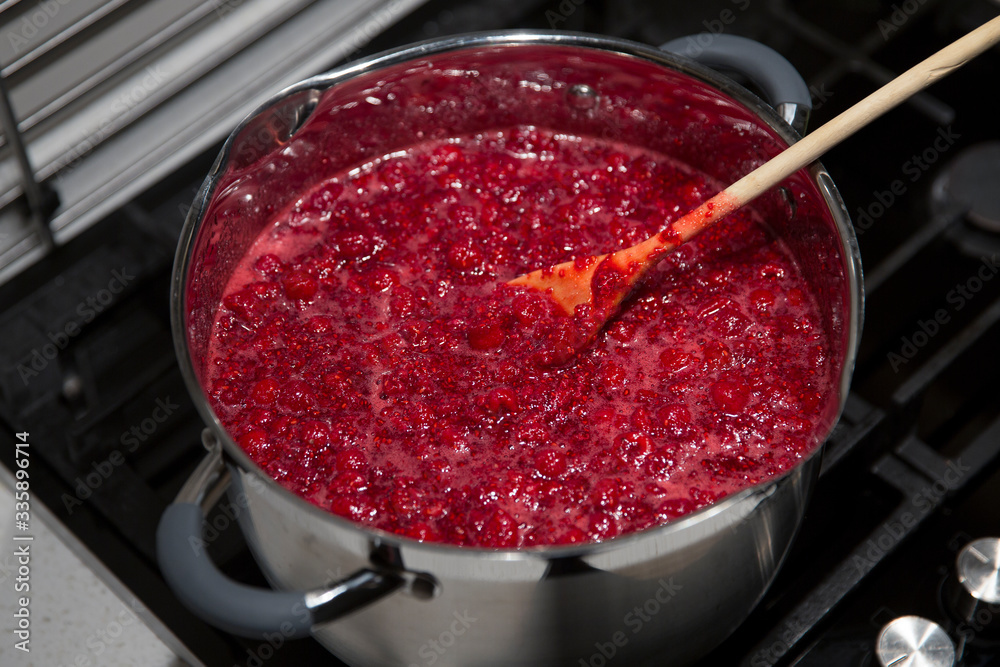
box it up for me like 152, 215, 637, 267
206, 127, 834, 548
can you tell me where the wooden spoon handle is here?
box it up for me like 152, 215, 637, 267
668, 13, 1000, 244
508, 15, 1000, 323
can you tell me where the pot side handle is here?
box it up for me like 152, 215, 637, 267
156, 443, 403, 639
659, 34, 812, 135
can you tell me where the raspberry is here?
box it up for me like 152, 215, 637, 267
483, 387, 519, 414
299, 420, 332, 448
391, 486, 424, 515
514, 422, 550, 446
659, 349, 694, 373
750, 288, 775, 312
759, 262, 787, 279
437, 427, 470, 453
250, 378, 280, 406
630, 408, 653, 434
216, 385, 243, 406
656, 404, 691, 427
468, 324, 505, 350
389, 286, 417, 318
534, 448, 568, 478
710, 303, 751, 337
510, 292, 548, 327
587, 512, 619, 540
283, 269, 318, 301
365, 267, 399, 293
607, 320, 637, 343
559, 526, 588, 544
589, 478, 622, 509
656, 497, 696, 520
245, 408, 273, 429
279, 380, 314, 412
335, 448, 367, 471
645, 448, 676, 478
446, 243, 484, 271
710, 379, 750, 414
702, 341, 732, 370
600, 362, 628, 390
335, 231, 374, 259
253, 253, 284, 275
223, 290, 263, 322
402, 522, 440, 542
689, 487, 719, 508
328, 472, 368, 496
469, 508, 519, 548
329, 494, 376, 522
238, 429, 273, 463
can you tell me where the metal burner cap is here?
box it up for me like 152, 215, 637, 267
957, 537, 1000, 604
876, 616, 955, 667
938, 142, 1000, 232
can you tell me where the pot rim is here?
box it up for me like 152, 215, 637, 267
171, 29, 864, 559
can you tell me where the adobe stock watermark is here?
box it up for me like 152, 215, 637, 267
750, 458, 971, 666
187, 491, 254, 554
53, 65, 172, 178
579, 577, 682, 666
545, 0, 586, 28
176, 184, 204, 222
887, 254, 999, 372
669, 0, 752, 59
215, 0, 413, 60
877, 0, 931, 40
187, 472, 291, 553
236, 565, 343, 667
221, 102, 304, 178
956, 601, 1000, 646
16, 267, 135, 385
0, 553, 16, 586
237, 605, 311, 667
807, 82, 835, 113
851, 458, 971, 572
53, 597, 149, 667
408, 610, 478, 667
61, 396, 180, 514
6, 0, 73, 54
854, 125, 960, 236
748, 612, 814, 667
347, 0, 417, 57
597, 78, 832, 146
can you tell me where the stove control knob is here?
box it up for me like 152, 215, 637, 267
950, 537, 1000, 626
875, 616, 955, 667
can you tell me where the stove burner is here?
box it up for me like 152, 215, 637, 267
876, 616, 956, 667
947, 537, 1000, 631
935, 142, 1000, 232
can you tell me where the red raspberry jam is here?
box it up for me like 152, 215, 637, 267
207, 126, 835, 547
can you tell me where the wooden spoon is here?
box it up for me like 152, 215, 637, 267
509, 15, 1000, 359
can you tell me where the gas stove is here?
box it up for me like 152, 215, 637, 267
2, 0, 1000, 666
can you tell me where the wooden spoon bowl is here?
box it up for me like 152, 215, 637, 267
509, 15, 1000, 359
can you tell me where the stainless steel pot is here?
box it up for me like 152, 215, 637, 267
159, 31, 863, 667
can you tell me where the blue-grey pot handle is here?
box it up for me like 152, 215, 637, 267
660, 34, 812, 134
156, 439, 403, 639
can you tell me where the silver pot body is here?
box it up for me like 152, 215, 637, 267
172, 32, 863, 666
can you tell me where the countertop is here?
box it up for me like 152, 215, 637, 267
0, 464, 196, 667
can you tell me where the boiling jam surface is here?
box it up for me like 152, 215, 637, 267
207, 127, 834, 547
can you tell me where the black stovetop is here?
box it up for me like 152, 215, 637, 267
2, 0, 1000, 665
